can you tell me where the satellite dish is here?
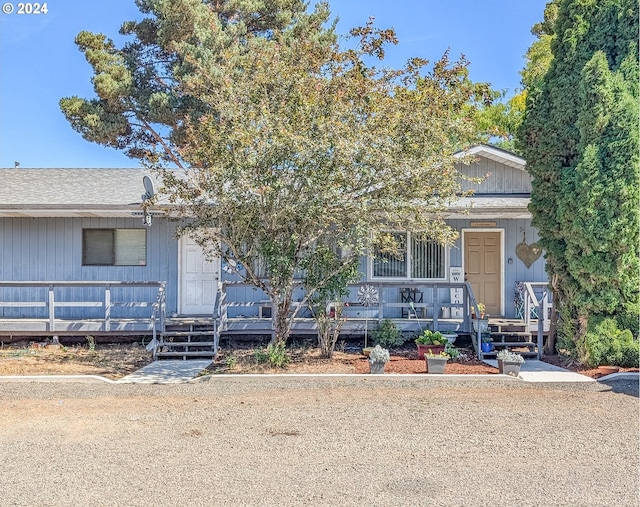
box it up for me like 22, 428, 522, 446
142, 176, 155, 200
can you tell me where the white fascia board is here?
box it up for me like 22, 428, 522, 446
455, 145, 526, 170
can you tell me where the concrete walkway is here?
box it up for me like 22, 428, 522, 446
117, 360, 213, 384
117, 358, 603, 384
482, 359, 596, 382
2, 359, 635, 384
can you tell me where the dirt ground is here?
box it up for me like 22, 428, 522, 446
1, 339, 637, 379
1, 376, 638, 506
0, 342, 152, 380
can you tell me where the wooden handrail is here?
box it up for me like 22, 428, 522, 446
0, 280, 166, 333
521, 281, 552, 359
217, 280, 475, 333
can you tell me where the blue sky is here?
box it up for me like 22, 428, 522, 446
0, 0, 548, 168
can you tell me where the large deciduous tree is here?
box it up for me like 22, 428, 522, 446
518, 0, 639, 345
60, 0, 488, 344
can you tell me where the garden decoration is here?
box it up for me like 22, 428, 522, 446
221, 258, 243, 274
415, 330, 447, 359
481, 334, 493, 353
357, 284, 379, 349
515, 232, 542, 268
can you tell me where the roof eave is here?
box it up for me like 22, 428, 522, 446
455, 145, 526, 170
0, 205, 165, 218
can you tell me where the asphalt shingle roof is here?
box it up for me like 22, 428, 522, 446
0, 168, 154, 206
0, 168, 162, 216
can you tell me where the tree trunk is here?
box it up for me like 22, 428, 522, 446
269, 292, 293, 345
576, 313, 589, 343
544, 280, 559, 355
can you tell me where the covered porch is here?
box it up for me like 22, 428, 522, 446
0, 279, 551, 360
215, 280, 551, 359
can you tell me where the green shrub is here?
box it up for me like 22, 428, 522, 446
616, 305, 640, 338
255, 342, 289, 368
444, 342, 460, 360
372, 319, 403, 348
225, 354, 238, 369
619, 341, 640, 368
578, 318, 639, 367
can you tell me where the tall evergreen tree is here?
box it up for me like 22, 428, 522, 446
518, 0, 639, 344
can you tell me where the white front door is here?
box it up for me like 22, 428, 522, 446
179, 236, 220, 315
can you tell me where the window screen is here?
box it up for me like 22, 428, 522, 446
372, 232, 445, 279
83, 229, 146, 266
373, 233, 407, 277
411, 237, 445, 278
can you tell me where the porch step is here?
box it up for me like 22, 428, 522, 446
161, 331, 214, 338
155, 320, 217, 360
155, 341, 216, 360
491, 331, 532, 337
156, 351, 217, 358
479, 322, 540, 360
491, 341, 536, 348
158, 341, 216, 348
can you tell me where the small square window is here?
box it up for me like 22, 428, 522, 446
83, 229, 146, 266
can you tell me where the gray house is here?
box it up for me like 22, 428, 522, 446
0, 145, 551, 357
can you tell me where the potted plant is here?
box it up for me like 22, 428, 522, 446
425, 351, 449, 374
415, 330, 447, 359
368, 345, 390, 374
496, 349, 524, 376
441, 332, 458, 344
480, 334, 493, 353
471, 303, 486, 319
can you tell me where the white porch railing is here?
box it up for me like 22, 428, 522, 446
521, 282, 552, 359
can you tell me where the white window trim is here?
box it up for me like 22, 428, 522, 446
368, 231, 449, 281
82, 228, 147, 266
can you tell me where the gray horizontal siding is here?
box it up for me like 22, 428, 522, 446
0, 217, 179, 318
1, 215, 548, 321
458, 158, 532, 194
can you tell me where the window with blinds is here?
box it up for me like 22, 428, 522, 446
373, 232, 407, 278
411, 237, 445, 278
372, 232, 445, 279
83, 229, 147, 266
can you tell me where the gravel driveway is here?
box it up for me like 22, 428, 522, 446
1, 376, 638, 506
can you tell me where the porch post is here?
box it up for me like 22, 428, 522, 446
48, 284, 55, 332
104, 286, 111, 332
537, 312, 544, 360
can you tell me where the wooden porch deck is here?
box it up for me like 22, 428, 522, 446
0, 280, 551, 359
